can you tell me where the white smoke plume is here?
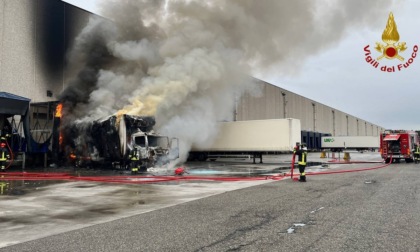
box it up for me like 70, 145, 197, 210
61, 0, 393, 162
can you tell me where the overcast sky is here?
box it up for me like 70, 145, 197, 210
63, 0, 420, 131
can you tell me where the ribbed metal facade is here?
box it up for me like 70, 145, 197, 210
236, 80, 384, 136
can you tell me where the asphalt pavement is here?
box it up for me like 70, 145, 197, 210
2, 151, 419, 251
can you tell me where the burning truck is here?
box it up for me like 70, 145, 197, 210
57, 114, 179, 171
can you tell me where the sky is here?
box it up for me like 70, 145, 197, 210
63, 0, 420, 131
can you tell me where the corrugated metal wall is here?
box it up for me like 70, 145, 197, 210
236, 80, 384, 136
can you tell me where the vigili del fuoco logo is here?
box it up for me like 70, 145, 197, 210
364, 12, 418, 72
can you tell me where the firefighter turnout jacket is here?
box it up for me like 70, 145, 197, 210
294, 146, 308, 182
129, 149, 140, 173
294, 148, 307, 166
0, 145, 10, 170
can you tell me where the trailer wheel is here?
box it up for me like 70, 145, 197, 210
187, 153, 197, 161
385, 158, 391, 164
139, 165, 147, 173
405, 158, 413, 163
197, 153, 208, 162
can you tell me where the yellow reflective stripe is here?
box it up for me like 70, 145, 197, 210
298, 153, 306, 165
301, 172, 305, 176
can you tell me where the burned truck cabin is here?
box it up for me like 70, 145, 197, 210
134, 135, 169, 149
61, 114, 177, 169
131, 132, 172, 167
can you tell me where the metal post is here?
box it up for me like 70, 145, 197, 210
346, 115, 349, 136
312, 103, 316, 132
22, 152, 25, 170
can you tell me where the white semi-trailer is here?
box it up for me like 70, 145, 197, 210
189, 118, 301, 163
321, 136, 380, 152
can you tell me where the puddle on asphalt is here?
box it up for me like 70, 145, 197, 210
306, 162, 324, 167
0, 162, 328, 196
0, 161, 328, 196
0, 180, 67, 196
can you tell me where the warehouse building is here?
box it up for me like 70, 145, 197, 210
0, 0, 384, 163
237, 81, 384, 136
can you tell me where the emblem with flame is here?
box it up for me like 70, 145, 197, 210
375, 12, 407, 61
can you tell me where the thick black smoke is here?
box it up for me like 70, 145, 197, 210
61, 0, 393, 162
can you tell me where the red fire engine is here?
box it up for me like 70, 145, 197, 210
380, 130, 419, 163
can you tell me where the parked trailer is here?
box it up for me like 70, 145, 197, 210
321, 136, 380, 152
188, 118, 301, 163
380, 130, 419, 163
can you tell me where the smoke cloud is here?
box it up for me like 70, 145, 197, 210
61, 0, 393, 162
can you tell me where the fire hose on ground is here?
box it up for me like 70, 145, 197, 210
0, 156, 393, 184
287, 155, 393, 180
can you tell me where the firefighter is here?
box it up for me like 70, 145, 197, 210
129, 147, 140, 174
1, 124, 12, 139
294, 143, 307, 182
414, 143, 420, 164
0, 137, 10, 172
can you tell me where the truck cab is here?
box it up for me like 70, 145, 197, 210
131, 131, 179, 169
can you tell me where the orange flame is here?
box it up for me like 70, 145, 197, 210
55, 103, 63, 118
55, 103, 63, 146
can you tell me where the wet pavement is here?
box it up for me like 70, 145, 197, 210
0, 151, 383, 248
